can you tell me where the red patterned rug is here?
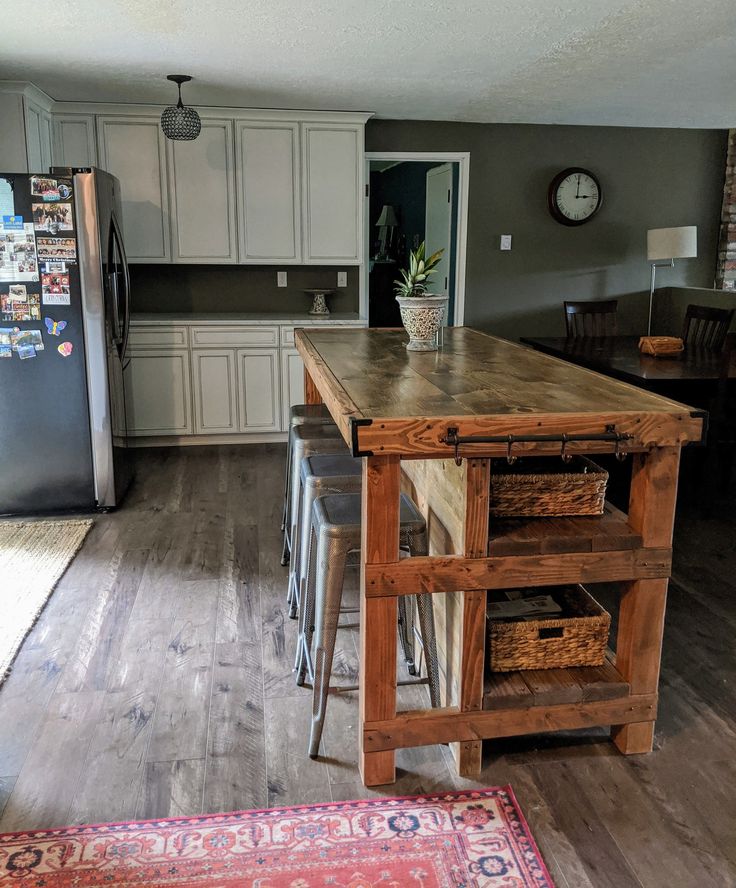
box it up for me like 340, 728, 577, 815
0, 787, 554, 887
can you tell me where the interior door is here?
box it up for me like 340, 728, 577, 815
425, 163, 454, 322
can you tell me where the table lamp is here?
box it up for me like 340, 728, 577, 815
646, 226, 697, 335
375, 204, 398, 259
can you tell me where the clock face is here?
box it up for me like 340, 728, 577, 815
548, 168, 602, 225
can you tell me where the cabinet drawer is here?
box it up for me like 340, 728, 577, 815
127, 325, 189, 348
190, 325, 279, 348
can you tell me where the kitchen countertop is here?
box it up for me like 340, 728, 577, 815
131, 312, 366, 325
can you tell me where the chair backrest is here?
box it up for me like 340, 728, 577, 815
564, 300, 618, 338
682, 304, 735, 350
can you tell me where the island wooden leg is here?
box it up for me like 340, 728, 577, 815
359, 455, 400, 786
304, 367, 323, 405
612, 445, 680, 754
455, 458, 491, 776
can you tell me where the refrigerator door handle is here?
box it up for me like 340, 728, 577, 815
110, 211, 131, 366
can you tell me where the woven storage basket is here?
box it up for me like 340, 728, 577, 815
487, 585, 610, 672
489, 456, 608, 517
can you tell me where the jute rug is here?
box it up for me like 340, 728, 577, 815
0, 788, 554, 886
0, 519, 92, 683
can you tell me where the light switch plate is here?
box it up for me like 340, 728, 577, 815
500, 235, 512, 251
277, 271, 287, 287
337, 271, 348, 287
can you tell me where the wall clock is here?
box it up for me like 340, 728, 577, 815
548, 167, 602, 226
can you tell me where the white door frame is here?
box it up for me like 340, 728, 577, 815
363, 151, 470, 326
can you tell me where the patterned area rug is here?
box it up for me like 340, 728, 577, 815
0, 788, 553, 886
0, 519, 92, 684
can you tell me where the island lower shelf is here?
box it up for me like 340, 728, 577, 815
484, 654, 628, 708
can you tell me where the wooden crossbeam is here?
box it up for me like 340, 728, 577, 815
364, 547, 672, 596
363, 694, 658, 751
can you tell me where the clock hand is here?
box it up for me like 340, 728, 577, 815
576, 175, 580, 198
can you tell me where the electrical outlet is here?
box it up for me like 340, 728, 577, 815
337, 271, 348, 287
277, 271, 287, 287
500, 235, 512, 251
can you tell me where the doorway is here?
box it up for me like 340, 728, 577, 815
364, 152, 469, 328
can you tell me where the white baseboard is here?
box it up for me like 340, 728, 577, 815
126, 432, 288, 448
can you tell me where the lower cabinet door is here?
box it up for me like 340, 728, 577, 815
192, 349, 238, 434
280, 347, 305, 431
237, 348, 281, 432
124, 349, 192, 436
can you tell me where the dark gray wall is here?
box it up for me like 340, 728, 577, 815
130, 265, 359, 315
654, 286, 736, 334
366, 120, 728, 339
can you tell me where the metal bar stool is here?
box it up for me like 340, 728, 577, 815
283, 424, 347, 597
280, 404, 336, 565
300, 491, 441, 758
288, 452, 362, 619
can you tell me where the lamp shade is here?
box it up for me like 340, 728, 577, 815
647, 226, 697, 261
376, 204, 398, 227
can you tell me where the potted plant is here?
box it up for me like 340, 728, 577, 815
394, 242, 448, 351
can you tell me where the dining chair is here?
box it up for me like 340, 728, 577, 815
564, 300, 618, 338
713, 332, 736, 485
681, 304, 734, 350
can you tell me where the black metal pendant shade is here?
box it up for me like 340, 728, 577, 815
161, 74, 201, 141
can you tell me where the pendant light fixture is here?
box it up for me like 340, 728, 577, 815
160, 74, 201, 141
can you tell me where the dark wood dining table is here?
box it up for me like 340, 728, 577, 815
521, 336, 734, 407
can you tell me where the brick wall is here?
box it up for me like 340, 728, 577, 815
716, 129, 736, 290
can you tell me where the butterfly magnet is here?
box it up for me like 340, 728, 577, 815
44, 317, 67, 336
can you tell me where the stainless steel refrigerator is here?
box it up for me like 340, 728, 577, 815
0, 167, 133, 515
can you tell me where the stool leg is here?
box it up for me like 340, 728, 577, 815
397, 597, 417, 675
281, 432, 292, 534
291, 476, 316, 620
286, 472, 303, 611
295, 522, 318, 686
416, 594, 441, 708
309, 534, 348, 758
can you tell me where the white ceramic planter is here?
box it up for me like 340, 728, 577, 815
396, 294, 449, 351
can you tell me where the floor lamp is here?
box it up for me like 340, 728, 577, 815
646, 226, 697, 335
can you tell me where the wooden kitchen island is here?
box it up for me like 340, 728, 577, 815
295, 327, 706, 786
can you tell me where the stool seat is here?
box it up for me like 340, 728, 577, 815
289, 403, 335, 425
300, 453, 361, 484
313, 492, 425, 539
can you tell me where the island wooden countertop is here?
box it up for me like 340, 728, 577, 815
295, 327, 706, 458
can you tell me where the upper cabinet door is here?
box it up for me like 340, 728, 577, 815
168, 119, 237, 263
97, 116, 171, 263
236, 122, 301, 263
53, 114, 98, 168
24, 101, 53, 172
301, 124, 362, 264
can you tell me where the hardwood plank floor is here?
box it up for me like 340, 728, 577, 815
0, 443, 733, 888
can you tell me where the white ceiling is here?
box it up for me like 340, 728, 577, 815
2, 0, 735, 127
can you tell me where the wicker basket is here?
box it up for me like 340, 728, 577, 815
487, 585, 611, 672
489, 456, 607, 517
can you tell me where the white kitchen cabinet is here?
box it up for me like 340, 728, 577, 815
52, 114, 97, 168
97, 116, 171, 262
192, 349, 238, 433
24, 100, 53, 172
237, 348, 281, 432
236, 122, 301, 263
301, 124, 362, 264
168, 119, 237, 263
280, 348, 305, 430
124, 349, 192, 436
